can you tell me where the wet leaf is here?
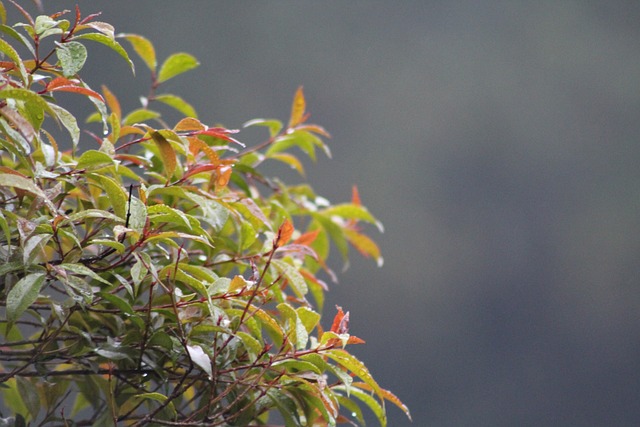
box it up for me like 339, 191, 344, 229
56, 41, 87, 76
120, 33, 156, 72
6, 272, 46, 323
157, 52, 199, 83
155, 93, 197, 118
186, 344, 212, 378
276, 219, 294, 247
151, 131, 177, 179
74, 32, 134, 73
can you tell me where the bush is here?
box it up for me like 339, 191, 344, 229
0, 3, 410, 426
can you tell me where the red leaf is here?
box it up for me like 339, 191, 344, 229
351, 185, 361, 207
330, 306, 347, 334
195, 128, 245, 147
181, 163, 219, 181
46, 77, 105, 103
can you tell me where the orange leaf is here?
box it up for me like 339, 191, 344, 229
174, 117, 205, 132
351, 185, 361, 207
151, 131, 177, 179
330, 306, 347, 334
347, 335, 366, 345
276, 219, 294, 247
101, 85, 121, 120
215, 165, 232, 188
188, 136, 220, 165
293, 228, 320, 246
288, 86, 307, 128
46, 77, 105, 103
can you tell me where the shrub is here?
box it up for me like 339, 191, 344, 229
0, 3, 410, 426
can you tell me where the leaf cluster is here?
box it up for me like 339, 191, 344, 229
0, 3, 409, 426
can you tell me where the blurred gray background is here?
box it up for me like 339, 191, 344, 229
19, 1, 640, 425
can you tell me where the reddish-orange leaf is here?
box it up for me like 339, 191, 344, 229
288, 86, 307, 128
293, 228, 320, 246
46, 77, 105, 103
195, 128, 245, 147
330, 306, 347, 334
297, 124, 331, 138
101, 85, 121, 120
351, 185, 361, 207
276, 219, 294, 247
347, 335, 366, 345
182, 163, 219, 181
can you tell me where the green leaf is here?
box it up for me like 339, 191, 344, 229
268, 152, 305, 176
93, 175, 128, 219
272, 259, 308, 298
133, 392, 176, 416
64, 209, 124, 225
157, 52, 199, 83
56, 41, 87, 77
6, 272, 46, 323
123, 108, 160, 126
0, 173, 57, 213
0, 37, 28, 83
76, 150, 114, 170
60, 263, 111, 287
48, 103, 80, 150
74, 33, 134, 73
16, 377, 40, 419
34, 15, 63, 38
243, 118, 283, 138
326, 349, 384, 406
147, 203, 192, 229
88, 238, 125, 254
321, 203, 383, 232
335, 385, 387, 427
120, 33, 156, 72
0, 88, 56, 122
155, 94, 197, 118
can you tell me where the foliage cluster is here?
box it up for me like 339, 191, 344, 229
0, 3, 410, 426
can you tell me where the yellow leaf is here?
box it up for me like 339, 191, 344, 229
151, 131, 177, 179
288, 86, 306, 128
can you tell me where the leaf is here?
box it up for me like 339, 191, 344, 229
335, 385, 387, 427
92, 175, 128, 219
133, 392, 176, 416
271, 259, 308, 298
47, 77, 105, 103
119, 33, 156, 72
0, 173, 57, 213
123, 108, 160, 126
16, 377, 40, 418
0, 88, 56, 121
186, 344, 212, 378
326, 349, 384, 406
151, 131, 177, 179
276, 219, 294, 247
76, 150, 114, 169
0, 37, 28, 83
47, 103, 80, 150
268, 152, 305, 176
6, 272, 46, 323
74, 32, 134, 73
288, 86, 306, 128
60, 263, 111, 287
321, 203, 384, 232
56, 41, 87, 76
155, 93, 197, 118
344, 228, 383, 267
157, 52, 199, 83
243, 118, 283, 138
352, 382, 412, 422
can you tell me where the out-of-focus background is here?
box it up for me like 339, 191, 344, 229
13, 1, 640, 425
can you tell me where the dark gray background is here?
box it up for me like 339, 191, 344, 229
14, 1, 640, 425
